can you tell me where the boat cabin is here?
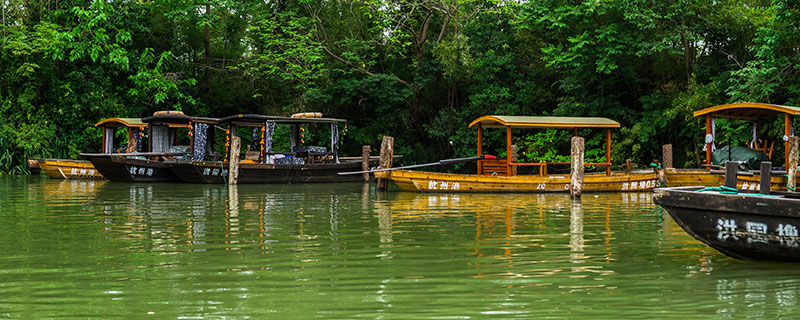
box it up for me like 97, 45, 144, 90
693, 102, 800, 170
220, 113, 346, 165
469, 115, 620, 176
141, 111, 220, 160
94, 118, 147, 154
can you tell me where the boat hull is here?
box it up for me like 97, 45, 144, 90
654, 187, 800, 262
83, 155, 178, 182
665, 168, 798, 191
36, 158, 104, 179
386, 170, 660, 193
169, 159, 381, 184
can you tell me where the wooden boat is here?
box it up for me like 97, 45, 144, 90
168, 113, 394, 183
665, 102, 800, 190
654, 186, 800, 262
81, 111, 220, 182
34, 117, 146, 179
376, 115, 659, 193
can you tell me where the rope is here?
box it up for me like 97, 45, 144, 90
221, 161, 227, 185
695, 185, 778, 198
784, 174, 795, 191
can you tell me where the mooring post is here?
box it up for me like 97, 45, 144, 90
724, 161, 737, 189
788, 136, 799, 191
760, 161, 772, 195
570, 136, 585, 198
625, 159, 631, 173
377, 136, 394, 191
662, 144, 673, 169
510, 144, 517, 176
228, 136, 241, 185
361, 145, 371, 182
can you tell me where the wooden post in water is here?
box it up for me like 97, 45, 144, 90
361, 145, 371, 182
377, 136, 394, 191
228, 136, 241, 185
760, 161, 772, 195
788, 136, 799, 191
625, 159, 631, 173
662, 144, 673, 169
510, 144, 517, 176
570, 136, 585, 198
724, 161, 737, 189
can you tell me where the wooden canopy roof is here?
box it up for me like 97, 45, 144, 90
468, 115, 620, 129
693, 102, 800, 121
220, 114, 347, 125
94, 118, 146, 128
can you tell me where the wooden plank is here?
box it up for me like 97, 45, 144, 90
570, 136, 585, 198
510, 144, 517, 176
789, 136, 798, 191
506, 127, 512, 176
662, 144, 673, 168
760, 161, 771, 195
605, 129, 611, 176
361, 145, 371, 182
724, 161, 737, 188
377, 136, 394, 191
228, 136, 241, 185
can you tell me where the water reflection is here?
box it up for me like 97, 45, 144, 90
8, 178, 800, 318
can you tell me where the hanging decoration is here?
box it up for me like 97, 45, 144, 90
225, 125, 231, 160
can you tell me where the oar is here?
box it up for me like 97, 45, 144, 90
338, 154, 496, 175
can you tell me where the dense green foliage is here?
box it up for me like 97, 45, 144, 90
2, 0, 798, 173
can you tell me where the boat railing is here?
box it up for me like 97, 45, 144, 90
479, 159, 612, 176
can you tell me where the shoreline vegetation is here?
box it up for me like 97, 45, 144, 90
2, 0, 798, 175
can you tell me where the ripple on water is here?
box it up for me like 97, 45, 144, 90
2, 178, 800, 318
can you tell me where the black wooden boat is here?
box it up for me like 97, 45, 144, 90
654, 186, 800, 262
168, 113, 394, 183
81, 111, 220, 182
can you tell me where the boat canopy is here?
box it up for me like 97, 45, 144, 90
94, 118, 146, 128
693, 102, 800, 121
468, 115, 620, 129
220, 114, 346, 125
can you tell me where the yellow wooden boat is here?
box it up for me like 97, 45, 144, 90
664, 102, 800, 190
37, 158, 103, 179
376, 115, 659, 193
34, 118, 146, 179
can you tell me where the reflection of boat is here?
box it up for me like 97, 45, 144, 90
35, 118, 146, 179
665, 102, 800, 190
39, 179, 107, 204
654, 186, 800, 262
81, 111, 220, 182
380, 116, 658, 192
169, 113, 393, 183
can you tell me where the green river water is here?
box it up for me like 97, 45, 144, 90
1, 176, 800, 319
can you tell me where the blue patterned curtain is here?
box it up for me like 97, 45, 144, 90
193, 123, 209, 161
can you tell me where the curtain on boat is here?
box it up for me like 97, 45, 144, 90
104, 127, 114, 153
330, 123, 339, 163
250, 127, 259, 151
264, 121, 275, 164
192, 123, 209, 161
132, 128, 143, 152
151, 125, 170, 152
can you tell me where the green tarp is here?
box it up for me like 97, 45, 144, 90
712, 146, 771, 170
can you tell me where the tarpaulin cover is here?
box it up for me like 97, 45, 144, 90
712, 146, 770, 170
